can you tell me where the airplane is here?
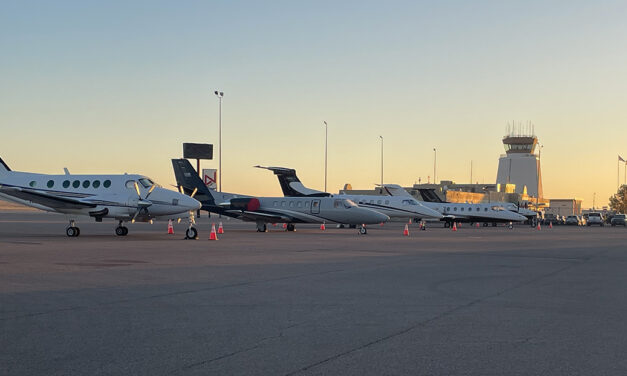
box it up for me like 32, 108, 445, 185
0, 156, 202, 237
254, 166, 444, 222
172, 159, 389, 234
381, 185, 528, 226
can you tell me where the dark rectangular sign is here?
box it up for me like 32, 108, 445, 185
183, 143, 213, 160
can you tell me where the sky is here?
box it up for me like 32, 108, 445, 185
1, 1, 627, 206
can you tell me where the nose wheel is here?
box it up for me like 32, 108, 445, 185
256, 223, 267, 232
185, 227, 198, 239
358, 225, 367, 235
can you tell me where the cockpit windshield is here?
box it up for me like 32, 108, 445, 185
139, 178, 154, 188
343, 199, 357, 208
402, 199, 419, 206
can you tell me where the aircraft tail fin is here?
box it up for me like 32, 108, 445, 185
0, 157, 11, 175
379, 184, 413, 197
171, 159, 216, 206
254, 165, 330, 197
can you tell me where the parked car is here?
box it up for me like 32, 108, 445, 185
586, 212, 604, 226
611, 214, 626, 227
565, 215, 579, 225
543, 213, 558, 225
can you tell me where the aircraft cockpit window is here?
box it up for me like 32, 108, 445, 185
103, 180, 111, 188
491, 206, 504, 211
125, 180, 137, 189
139, 178, 153, 188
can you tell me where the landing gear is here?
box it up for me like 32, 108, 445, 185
185, 227, 198, 239
508, 222, 514, 229
185, 212, 198, 239
492, 222, 497, 227
66, 220, 80, 237
358, 225, 367, 235
256, 222, 267, 232
483, 222, 489, 227
115, 221, 128, 236
286, 223, 295, 232
444, 221, 450, 228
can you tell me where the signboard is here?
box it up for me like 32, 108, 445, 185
183, 143, 213, 160
202, 169, 217, 189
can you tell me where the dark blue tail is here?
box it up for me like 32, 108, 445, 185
171, 159, 216, 208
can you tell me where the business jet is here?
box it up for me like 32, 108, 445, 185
172, 159, 389, 234
0, 157, 201, 237
254, 166, 443, 222
382, 185, 527, 226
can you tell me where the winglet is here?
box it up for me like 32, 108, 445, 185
255, 165, 331, 197
0, 157, 10, 173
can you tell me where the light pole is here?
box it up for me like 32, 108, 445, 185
379, 136, 384, 187
324, 121, 328, 192
433, 148, 437, 184
536, 144, 543, 212
214, 90, 223, 192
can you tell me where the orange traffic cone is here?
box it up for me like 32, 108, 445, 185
549, 222, 553, 229
167, 219, 174, 234
537, 222, 541, 230
320, 222, 326, 231
282, 223, 287, 229
209, 224, 218, 240
452, 222, 457, 231
409, 218, 412, 224
403, 224, 409, 236
380, 222, 384, 226
476, 222, 480, 228
218, 221, 224, 234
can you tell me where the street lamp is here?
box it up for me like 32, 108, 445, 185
379, 136, 384, 187
324, 121, 328, 193
214, 90, 224, 192
433, 148, 437, 184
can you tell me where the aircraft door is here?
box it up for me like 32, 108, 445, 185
311, 199, 320, 214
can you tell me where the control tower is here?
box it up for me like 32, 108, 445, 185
496, 124, 542, 198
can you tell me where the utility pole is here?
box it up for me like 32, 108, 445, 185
433, 148, 437, 184
214, 90, 224, 192
379, 136, 384, 187
324, 121, 328, 192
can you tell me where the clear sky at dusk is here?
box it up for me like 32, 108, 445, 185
2, 1, 626, 206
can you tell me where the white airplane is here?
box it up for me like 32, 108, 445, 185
172, 159, 389, 234
254, 166, 443, 221
381, 185, 527, 226
0, 157, 201, 237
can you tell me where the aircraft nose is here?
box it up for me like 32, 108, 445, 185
508, 211, 527, 222
422, 205, 444, 219
373, 211, 390, 223
183, 195, 202, 211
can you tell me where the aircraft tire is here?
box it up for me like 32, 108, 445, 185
186, 227, 198, 239
115, 226, 126, 236
66, 227, 79, 237
256, 224, 267, 232
286, 224, 295, 232
359, 226, 367, 235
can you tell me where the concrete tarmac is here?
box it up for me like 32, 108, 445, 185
1, 211, 626, 375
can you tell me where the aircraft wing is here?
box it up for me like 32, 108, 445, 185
0, 186, 97, 209
224, 209, 291, 223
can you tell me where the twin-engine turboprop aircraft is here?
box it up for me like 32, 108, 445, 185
172, 159, 389, 233
0, 157, 201, 237
254, 166, 443, 221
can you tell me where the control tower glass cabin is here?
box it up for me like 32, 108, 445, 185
495, 134, 543, 198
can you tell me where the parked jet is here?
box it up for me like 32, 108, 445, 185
382, 185, 527, 226
172, 159, 389, 233
254, 166, 443, 221
0, 157, 201, 237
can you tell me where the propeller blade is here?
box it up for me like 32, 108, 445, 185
133, 181, 141, 197
190, 187, 198, 198
145, 184, 156, 199
177, 185, 183, 194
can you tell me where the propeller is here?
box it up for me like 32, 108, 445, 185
131, 181, 156, 223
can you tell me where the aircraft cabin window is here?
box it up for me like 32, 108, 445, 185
454, 207, 457, 211
484, 207, 488, 212
297, 202, 302, 208
72, 180, 80, 188
305, 201, 310, 208
385, 200, 390, 205
47, 180, 54, 188
273, 201, 278, 207
63, 180, 70, 188
312, 201, 319, 208
446, 207, 450, 212
93, 180, 101, 188
461, 207, 464, 212
476, 207, 480, 212
289, 201, 294, 208
29, 181, 36, 187
281, 201, 286, 207
103, 180, 111, 188
377, 200, 382, 205
83, 180, 90, 188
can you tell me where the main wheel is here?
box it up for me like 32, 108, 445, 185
256, 224, 267, 233
115, 226, 126, 236
286, 223, 295, 232
444, 222, 450, 228
359, 226, 367, 235
186, 227, 198, 239
66, 227, 79, 237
